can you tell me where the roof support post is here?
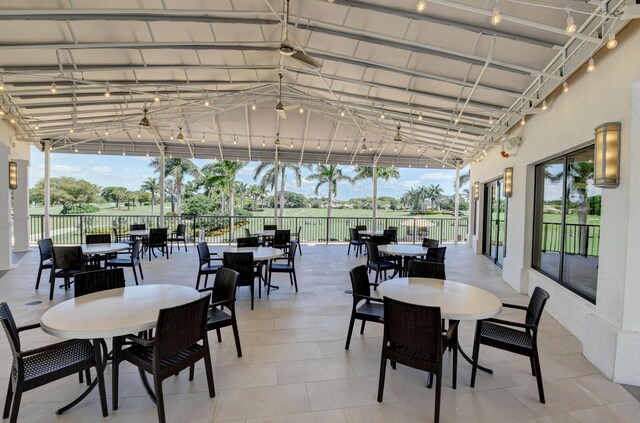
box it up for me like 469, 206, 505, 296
454, 159, 461, 244
43, 140, 51, 239
159, 152, 165, 227
372, 165, 378, 230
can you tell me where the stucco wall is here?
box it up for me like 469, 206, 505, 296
469, 21, 640, 383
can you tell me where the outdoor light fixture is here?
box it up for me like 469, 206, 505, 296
565, 9, 577, 34
607, 33, 617, 49
491, 3, 502, 26
50, 81, 57, 93
503, 167, 513, 198
416, 0, 427, 14
587, 57, 596, 72
8, 161, 17, 190
473, 181, 480, 200
274, 133, 281, 146
563, 81, 569, 93
394, 125, 402, 142
542, 100, 548, 111
594, 122, 621, 188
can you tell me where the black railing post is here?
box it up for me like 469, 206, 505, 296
326, 217, 330, 245
79, 215, 84, 244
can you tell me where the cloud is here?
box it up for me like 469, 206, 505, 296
52, 164, 81, 173
90, 166, 112, 174
419, 172, 455, 181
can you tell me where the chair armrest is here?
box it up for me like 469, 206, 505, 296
19, 339, 81, 358
354, 294, 383, 303
442, 320, 459, 341
502, 303, 528, 311
210, 299, 235, 308
485, 318, 536, 330
124, 334, 156, 347
17, 323, 41, 332
198, 287, 214, 294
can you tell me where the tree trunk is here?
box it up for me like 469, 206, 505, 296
327, 184, 332, 242
279, 169, 286, 219
151, 192, 155, 216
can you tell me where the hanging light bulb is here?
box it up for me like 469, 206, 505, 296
137, 129, 141, 138
34, 122, 39, 130
416, 0, 427, 14
202, 133, 206, 143
361, 139, 368, 151
274, 133, 281, 146
607, 33, 617, 49
104, 129, 109, 136
50, 81, 57, 93
379, 110, 385, 120
454, 116, 460, 124
69, 127, 74, 133
74, 147, 78, 153
425, 163, 429, 168
104, 83, 111, 98
394, 145, 397, 153
122, 150, 126, 156
170, 132, 174, 140
262, 137, 266, 147
251, 102, 257, 111
299, 106, 304, 114
491, 4, 502, 26
98, 149, 102, 155
232, 136, 237, 145
442, 163, 445, 168
340, 109, 346, 117
587, 57, 596, 72
520, 116, 526, 126
344, 141, 347, 151
542, 100, 548, 111
418, 112, 423, 121
154, 92, 160, 102
441, 144, 445, 153
563, 80, 569, 93
290, 139, 294, 148
146, 151, 149, 157
317, 141, 320, 149
565, 10, 577, 35
0, 73, 5, 91
489, 114, 494, 125
204, 99, 210, 107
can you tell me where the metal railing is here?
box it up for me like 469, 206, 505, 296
540, 222, 600, 257
29, 214, 469, 245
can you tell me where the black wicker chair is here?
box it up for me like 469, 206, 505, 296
147, 228, 169, 261
407, 260, 446, 280
237, 237, 260, 247
223, 252, 258, 310
383, 229, 398, 244
113, 227, 135, 248
291, 226, 303, 256
86, 234, 111, 244
263, 224, 277, 230
197, 268, 242, 357
365, 242, 400, 285
422, 238, 439, 248
425, 246, 446, 263
168, 223, 188, 254
74, 268, 126, 297
267, 241, 299, 295
347, 228, 366, 257
129, 224, 146, 231
106, 239, 144, 285
113, 296, 215, 423
0, 302, 107, 423
35, 238, 53, 290
471, 287, 550, 403
195, 242, 221, 290
345, 265, 383, 350
377, 298, 458, 423
272, 229, 291, 251
49, 246, 89, 301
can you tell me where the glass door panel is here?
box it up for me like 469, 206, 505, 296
483, 179, 507, 267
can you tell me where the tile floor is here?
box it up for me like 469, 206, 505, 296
0, 243, 638, 422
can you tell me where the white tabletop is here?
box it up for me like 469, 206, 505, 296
80, 243, 130, 255
220, 246, 284, 261
254, 230, 276, 237
40, 285, 200, 339
127, 230, 149, 237
378, 244, 429, 256
359, 230, 386, 236
377, 277, 502, 321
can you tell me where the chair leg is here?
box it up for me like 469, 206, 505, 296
139, 263, 144, 280
216, 328, 222, 343
345, 312, 356, 350
8, 384, 22, 423
292, 269, 298, 292
347, 244, 351, 255
451, 323, 458, 390
3, 380, 13, 419
360, 319, 366, 335
189, 364, 195, 381
196, 273, 201, 290
377, 355, 387, 402
153, 376, 166, 423
204, 274, 209, 288
85, 368, 92, 386
36, 264, 43, 289
298, 243, 302, 256
231, 317, 243, 357
112, 337, 122, 410
532, 347, 545, 403
470, 321, 482, 388
48, 271, 55, 301
165, 246, 169, 259
203, 352, 216, 398
530, 355, 537, 377
132, 266, 139, 285
434, 369, 442, 423
250, 284, 254, 310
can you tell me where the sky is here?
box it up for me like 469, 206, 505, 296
29, 145, 465, 200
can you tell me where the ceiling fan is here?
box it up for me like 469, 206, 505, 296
275, 73, 300, 119
277, 0, 320, 69
138, 107, 169, 137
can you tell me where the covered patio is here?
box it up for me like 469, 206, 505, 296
2, 243, 636, 422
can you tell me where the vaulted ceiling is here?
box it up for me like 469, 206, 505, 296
0, 0, 630, 167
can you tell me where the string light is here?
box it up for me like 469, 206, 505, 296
520, 116, 526, 126
379, 111, 385, 120
202, 133, 206, 143
418, 112, 423, 121
454, 116, 459, 124
137, 129, 141, 138
232, 136, 237, 145
262, 137, 266, 147
416, 0, 427, 14
425, 163, 429, 168
122, 150, 126, 156
290, 139, 294, 148
50, 81, 57, 93
299, 106, 304, 114
489, 114, 494, 125
340, 109, 346, 117
587, 57, 596, 72
74, 147, 78, 153
170, 132, 174, 141
154, 92, 160, 102
563, 80, 569, 93
606, 33, 617, 49
69, 128, 74, 133
204, 99, 210, 107
104, 83, 111, 98
491, 2, 502, 26
0, 73, 5, 91
565, 9, 577, 35
251, 103, 257, 111
542, 100, 548, 111
98, 149, 102, 155
104, 129, 109, 136
34, 122, 39, 130
317, 141, 320, 149
146, 151, 149, 157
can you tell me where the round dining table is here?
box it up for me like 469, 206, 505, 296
40, 284, 200, 414
378, 277, 502, 375
378, 244, 430, 275
80, 242, 130, 255
219, 246, 284, 290
359, 229, 386, 236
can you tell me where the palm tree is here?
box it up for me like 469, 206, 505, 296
353, 166, 400, 218
234, 181, 248, 211
307, 165, 353, 240
253, 162, 306, 218
141, 177, 158, 215
248, 184, 266, 211
149, 158, 199, 214
203, 160, 246, 239
426, 184, 444, 210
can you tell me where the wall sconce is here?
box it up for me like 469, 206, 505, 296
503, 167, 513, 198
594, 122, 621, 188
473, 181, 480, 201
8, 161, 18, 190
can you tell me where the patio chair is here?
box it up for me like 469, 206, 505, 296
106, 239, 144, 285
114, 296, 215, 423
267, 241, 299, 295
347, 228, 366, 256
383, 229, 398, 244
49, 246, 92, 301
422, 238, 439, 248
112, 227, 135, 248
237, 237, 260, 247
35, 238, 53, 290
85, 234, 113, 267
291, 226, 303, 256
129, 224, 146, 231
425, 247, 446, 263
243, 227, 252, 238
195, 242, 221, 290
272, 229, 291, 251
74, 268, 126, 297
377, 297, 458, 423
407, 260, 446, 280
168, 223, 188, 254
197, 268, 242, 357
470, 287, 550, 403
263, 224, 277, 230
355, 225, 370, 243
147, 228, 169, 261
369, 235, 389, 246
223, 252, 259, 310
0, 302, 107, 423
345, 265, 383, 350
366, 242, 400, 286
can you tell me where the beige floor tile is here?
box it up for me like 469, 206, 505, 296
276, 357, 357, 384
252, 342, 324, 363
306, 376, 399, 411
568, 400, 640, 422
213, 383, 311, 421
246, 409, 347, 423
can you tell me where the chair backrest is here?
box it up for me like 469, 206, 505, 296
349, 265, 372, 298
223, 252, 254, 286
52, 246, 84, 271
407, 260, 446, 280
355, 225, 367, 231
74, 268, 126, 297
263, 224, 277, 230
422, 238, 439, 248
425, 246, 446, 263
130, 224, 146, 231
366, 242, 382, 263
0, 302, 21, 354
369, 235, 389, 246
211, 268, 240, 304
38, 238, 53, 259
293, 226, 302, 240
175, 223, 186, 236
149, 228, 168, 244
237, 237, 259, 247
243, 227, 251, 238
388, 226, 398, 231
349, 228, 360, 242
197, 242, 211, 266
154, 295, 210, 359
86, 234, 111, 244
112, 227, 120, 240
383, 229, 398, 243
273, 230, 291, 248
131, 239, 142, 260
286, 241, 298, 261
383, 296, 443, 357
525, 287, 550, 328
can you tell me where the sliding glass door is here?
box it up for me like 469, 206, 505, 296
483, 179, 507, 267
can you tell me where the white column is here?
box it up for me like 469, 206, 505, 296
0, 143, 13, 270
12, 160, 30, 251
159, 153, 165, 227
372, 165, 378, 229
43, 141, 51, 238
454, 160, 461, 244
273, 149, 279, 224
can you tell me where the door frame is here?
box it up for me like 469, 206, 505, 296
482, 177, 508, 268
